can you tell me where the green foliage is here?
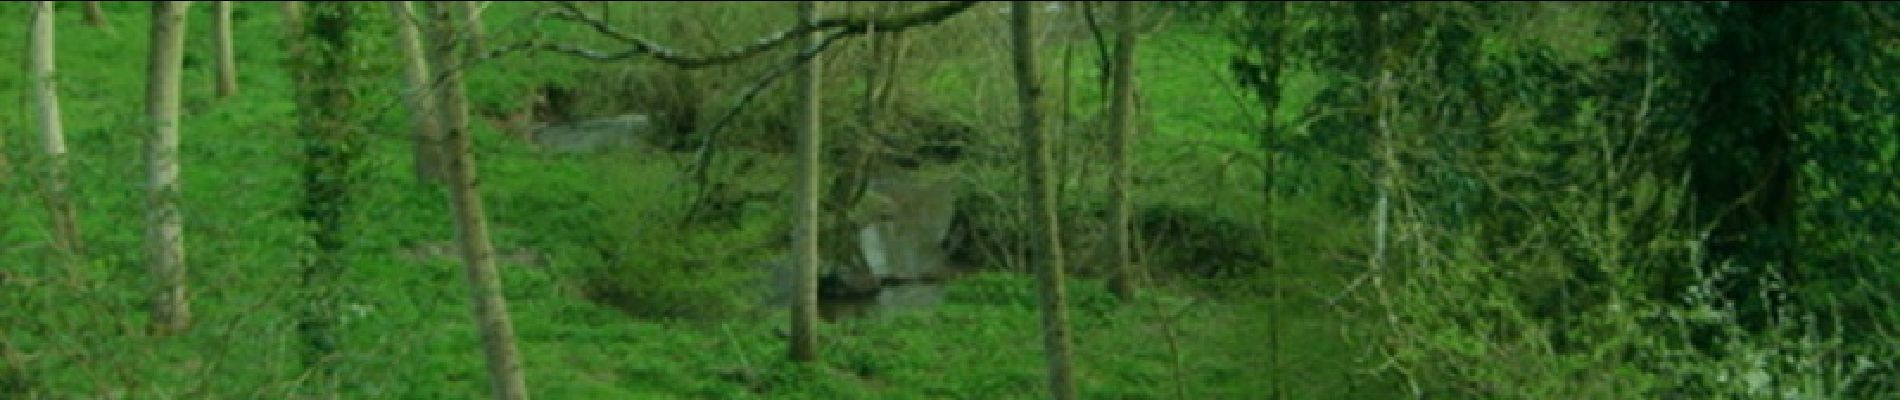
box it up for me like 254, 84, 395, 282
13, 1, 1894, 399
1214, 1, 1900, 397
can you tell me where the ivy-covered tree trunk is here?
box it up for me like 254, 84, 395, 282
1012, 2, 1076, 398
421, 2, 531, 398
145, 0, 192, 337
292, 2, 361, 395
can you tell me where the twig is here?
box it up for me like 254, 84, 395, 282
720, 323, 756, 373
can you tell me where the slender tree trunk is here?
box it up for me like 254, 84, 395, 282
391, 1, 447, 185
1363, 6, 1394, 283
1105, 0, 1139, 301
83, 1, 109, 28
281, 1, 305, 65
213, 1, 237, 97
1256, 4, 1291, 399
146, 0, 193, 336
34, 1, 85, 275
293, 3, 360, 395
1011, 2, 1076, 399
455, 1, 485, 57
789, 0, 824, 364
421, 3, 529, 398
281, 1, 303, 38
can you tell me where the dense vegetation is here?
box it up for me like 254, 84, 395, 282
2, 2, 1895, 398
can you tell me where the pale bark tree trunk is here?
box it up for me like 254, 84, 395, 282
1105, 0, 1139, 301
34, 1, 84, 273
146, 0, 193, 336
281, 2, 303, 38
213, 1, 237, 97
83, 1, 109, 28
455, 1, 485, 57
789, 0, 824, 364
420, 2, 530, 398
293, 3, 360, 395
1364, 6, 1393, 300
1011, 2, 1076, 399
391, 1, 447, 185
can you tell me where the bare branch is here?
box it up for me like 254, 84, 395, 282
547, 1, 980, 69
684, 29, 852, 221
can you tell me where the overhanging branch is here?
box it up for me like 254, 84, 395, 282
547, 1, 981, 68
683, 29, 852, 222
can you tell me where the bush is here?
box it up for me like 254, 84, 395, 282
483, 150, 782, 321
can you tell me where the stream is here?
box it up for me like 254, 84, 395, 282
764, 256, 967, 321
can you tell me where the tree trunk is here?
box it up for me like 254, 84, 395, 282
1105, 0, 1139, 301
146, 0, 192, 336
455, 1, 485, 57
83, 1, 109, 28
293, 2, 361, 395
789, 0, 824, 364
281, 1, 303, 38
1011, 2, 1076, 399
213, 1, 237, 97
421, 2, 530, 398
34, 1, 85, 275
1363, 2, 1396, 316
1254, 4, 1292, 399
391, 1, 447, 185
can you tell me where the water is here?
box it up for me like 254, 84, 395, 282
763, 257, 959, 321
819, 282, 947, 321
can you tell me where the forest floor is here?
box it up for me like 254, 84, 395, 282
0, 3, 1403, 398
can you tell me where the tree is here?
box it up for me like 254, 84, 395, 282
33, 1, 84, 275
1104, 0, 1139, 301
1229, 2, 1293, 398
281, 1, 304, 71
213, 1, 237, 97
145, 0, 192, 336
390, 1, 447, 185
789, 0, 824, 363
1011, 2, 1076, 398
455, 1, 485, 57
82, 1, 109, 29
281, 1, 303, 39
420, 2, 530, 398
292, 1, 363, 394
539, 1, 978, 220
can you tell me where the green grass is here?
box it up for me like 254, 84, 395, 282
0, 3, 1394, 398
